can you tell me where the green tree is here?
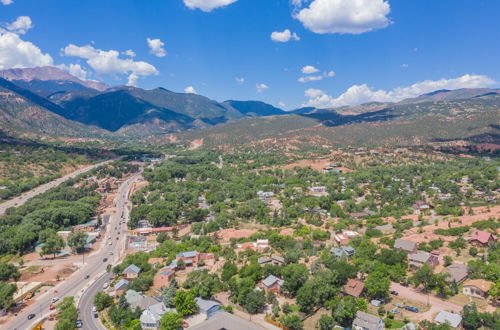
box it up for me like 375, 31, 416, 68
243, 290, 266, 314
67, 231, 88, 253
410, 264, 435, 292
159, 312, 183, 330
163, 283, 177, 308
280, 314, 303, 330
319, 315, 336, 330
0, 262, 20, 281
365, 271, 390, 299
221, 261, 238, 282
0, 282, 17, 309
281, 264, 309, 296
174, 290, 197, 316
94, 292, 113, 311
41, 233, 65, 259
462, 304, 481, 330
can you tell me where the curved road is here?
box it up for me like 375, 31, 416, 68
6, 171, 141, 330
0, 159, 117, 216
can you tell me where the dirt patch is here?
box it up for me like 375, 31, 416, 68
189, 139, 204, 150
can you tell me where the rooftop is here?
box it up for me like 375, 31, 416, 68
434, 311, 462, 328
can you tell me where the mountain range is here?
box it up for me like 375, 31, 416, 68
0, 66, 498, 147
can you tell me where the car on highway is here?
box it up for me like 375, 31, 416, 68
27, 314, 35, 320
116, 237, 119, 240
102, 258, 108, 262
103, 282, 109, 289
85, 274, 90, 279
108, 242, 112, 245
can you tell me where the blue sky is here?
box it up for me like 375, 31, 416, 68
0, 0, 499, 109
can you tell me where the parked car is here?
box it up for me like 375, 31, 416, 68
103, 282, 109, 289
49, 304, 56, 310
390, 309, 399, 314
51, 297, 59, 303
404, 306, 419, 313
390, 291, 399, 295
102, 258, 108, 262
27, 313, 35, 320
84, 274, 90, 279
76, 320, 83, 328
394, 303, 404, 308
400, 282, 409, 287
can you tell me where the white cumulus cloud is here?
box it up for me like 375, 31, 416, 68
301, 65, 319, 74
1, 0, 13, 5
0, 31, 53, 69
58, 63, 89, 80
123, 49, 136, 57
298, 68, 335, 83
256, 83, 269, 93
183, 0, 238, 12
62, 43, 158, 85
271, 29, 300, 42
303, 74, 496, 108
295, 0, 391, 34
235, 77, 245, 84
6, 16, 33, 35
184, 86, 197, 94
146, 38, 167, 57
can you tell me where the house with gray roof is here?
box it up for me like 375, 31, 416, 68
352, 311, 385, 330
114, 279, 129, 295
330, 246, 355, 258
189, 311, 264, 330
261, 275, 284, 293
446, 263, 468, 283
409, 251, 439, 268
140, 302, 175, 329
195, 297, 221, 318
123, 264, 141, 279
394, 239, 417, 253
125, 290, 158, 311
434, 311, 462, 328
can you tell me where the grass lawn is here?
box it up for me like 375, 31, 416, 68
385, 318, 405, 329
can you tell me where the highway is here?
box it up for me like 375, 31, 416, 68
7, 170, 141, 330
0, 159, 116, 216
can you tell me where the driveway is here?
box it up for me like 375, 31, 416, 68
390, 282, 462, 321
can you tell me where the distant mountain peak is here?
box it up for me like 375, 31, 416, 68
0, 66, 108, 91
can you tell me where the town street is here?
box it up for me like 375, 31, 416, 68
6, 170, 141, 330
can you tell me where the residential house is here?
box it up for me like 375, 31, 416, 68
394, 239, 417, 254
114, 279, 129, 296
188, 311, 264, 330
434, 311, 462, 328
176, 251, 199, 267
445, 263, 468, 284
462, 279, 494, 299
412, 201, 431, 215
195, 297, 221, 319
352, 311, 385, 330
343, 279, 365, 298
409, 251, 439, 268
261, 275, 284, 294
331, 246, 355, 258
123, 264, 141, 279
140, 302, 172, 329
154, 268, 176, 288
125, 290, 159, 311
257, 191, 274, 198
257, 255, 285, 267
469, 230, 497, 247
